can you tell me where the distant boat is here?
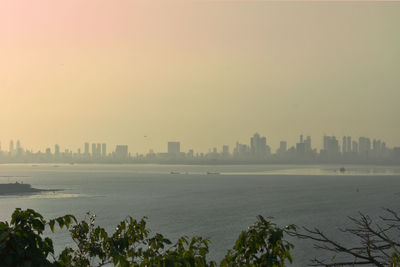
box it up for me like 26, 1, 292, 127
339, 167, 346, 173
170, 171, 180, 175
206, 171, 220, 175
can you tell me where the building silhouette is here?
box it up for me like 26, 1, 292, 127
84, 142, 90, 155
168, 142, 180, 155
115, 145, 128, 160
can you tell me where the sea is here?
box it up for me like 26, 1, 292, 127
1, 164, 400, 266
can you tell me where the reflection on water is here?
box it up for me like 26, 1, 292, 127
0, 192, 86, 199
223, 166, 400, 176
28, 193, 83, 199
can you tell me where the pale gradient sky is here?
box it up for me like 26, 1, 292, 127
1, 1, 400, 154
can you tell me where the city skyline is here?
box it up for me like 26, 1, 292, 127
1, 132, 399, 155
1, 132, 399, 165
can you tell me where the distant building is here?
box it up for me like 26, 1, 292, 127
304, 136, 312, 152
222, 145, 230, 157
102, 143, 107, 157
168, 142, 180, 155
97, 143, 101, 157
352, 140, 358, 154
296, 142, 306, 155
393, 147, 400, 159
296, 135, 312, 157
234, 142, 250, 158
54, 144, 60, 156
346, 136, 351, 153
342, 136, 352, 154
321, 136, 340, 159
277, 141, 287, 155
358, 137, 371, 158
250, 133, 270, 159
16, 140, 23, 156
342, 136, 347, 154
9, 140, 14, 153
92, 143, 96, 157
115, 145, 129, 159
84, 142, 90, 155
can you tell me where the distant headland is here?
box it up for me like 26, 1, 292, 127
0, 182, 60, 195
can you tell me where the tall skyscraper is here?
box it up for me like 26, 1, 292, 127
102, 143, 107, 157
115, 145, 129, 159
168, 142, 180, 155
342, 136, 352, 154
92, 143, 96, 157
97, 143, 101, 157
346, 136, 351, 153
16, 140, 21, 151
9, 140, 14, 153
16, 140, 23, 155
250, 133, 269, 158
55, 144, 60, 155
359, 137, 371, 157
84, 142, 90, 155
304, 136, 312, 152
222, 145, 230, 157
352, 140, 358, 153
342, 136, 347, 154
277, 141, 287, 154
296, 135, 311, 155
322, 136, 340, 157
234, 142, 250, 157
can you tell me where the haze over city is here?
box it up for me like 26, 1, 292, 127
2, 1, 400, 266
1, 0, 400, 154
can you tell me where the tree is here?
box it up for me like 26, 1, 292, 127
0, 209, 295, 267
288, 208, 400, 266
0, 208, 76, 266
221, 215, 296, 267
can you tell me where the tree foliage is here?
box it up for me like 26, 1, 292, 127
0, 208, 76, 267
0, 209, 294, 267
221, 216, 296, 267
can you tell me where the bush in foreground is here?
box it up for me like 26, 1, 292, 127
2, 208, 400, 266
0, 209, 295, 267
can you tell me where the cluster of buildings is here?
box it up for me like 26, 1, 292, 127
1, 141, 130, 163
1, 133, 400, 164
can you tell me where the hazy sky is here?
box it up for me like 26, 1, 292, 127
1, 1, 400, 154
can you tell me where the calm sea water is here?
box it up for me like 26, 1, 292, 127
1, 164, 400, 265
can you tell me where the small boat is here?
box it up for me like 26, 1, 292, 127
170, 171, 180, 175
339, 167, 346, 173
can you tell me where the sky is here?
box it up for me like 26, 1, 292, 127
1, 0, 400, 154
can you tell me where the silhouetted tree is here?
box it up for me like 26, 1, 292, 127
288, 208, 400, 266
